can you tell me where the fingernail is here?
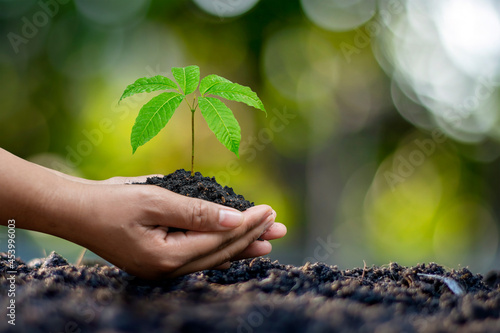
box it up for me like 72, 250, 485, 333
219, 210, 244, 228
264, 214, 275, 230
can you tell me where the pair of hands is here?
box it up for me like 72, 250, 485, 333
72, 175, 286, 279
0, 148, 286, 279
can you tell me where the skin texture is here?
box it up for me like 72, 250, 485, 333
0, 148, 286, 279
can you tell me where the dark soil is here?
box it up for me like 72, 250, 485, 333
2, 169, 500, 331
139, 169, 256, 235
1, 252, 500, 332
139, 169, 254, 211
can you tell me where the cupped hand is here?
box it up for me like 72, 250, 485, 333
0, 148, 286, 279
69, 179, 286, 279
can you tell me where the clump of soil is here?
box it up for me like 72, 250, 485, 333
1, 252, 500, 332
140, 169, 258, 235
140, 169, 254, 211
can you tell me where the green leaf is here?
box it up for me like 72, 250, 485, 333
200, 75, 266, 113
198, 96, 241, 157
120, 75, 178, 102
172, 65, 200, 95
199, 74, 231, 96
130, 92, 184, 153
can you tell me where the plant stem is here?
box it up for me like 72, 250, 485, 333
185, 97, 196, 177
184, 97, 198, 177
191, 108, 195, 177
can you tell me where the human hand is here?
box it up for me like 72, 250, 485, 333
0, 148, 285, 278
64, 180, 286, 279
96, 174, 286, 269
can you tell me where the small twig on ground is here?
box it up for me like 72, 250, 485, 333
417, 273, 465, 296
75, 248, 87, 266
361, 260, 367, 280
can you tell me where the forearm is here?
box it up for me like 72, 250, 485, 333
38, 165, 98, 184
0, 148, 85, 240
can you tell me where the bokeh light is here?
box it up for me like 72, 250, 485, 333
374, 0, 500, 145
74, 0, 150, 27
433, 200, 498, 272
1, 0, 499, 274
263, 26, 340, 102
193, 0, 259, 18
301, 0, 376, 31
436, 0, 500, 79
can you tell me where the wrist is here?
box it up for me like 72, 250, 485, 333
68, 182, 146, 249
30, 175, 89, 242
0, 148, 98, 246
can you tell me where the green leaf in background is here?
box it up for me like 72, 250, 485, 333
200, 74, 231, 96
198, 96, 241, 157
130, 92, 184, 153
119, 75, 178, 102
201, 75, 265, 113
172, 65, 200, 95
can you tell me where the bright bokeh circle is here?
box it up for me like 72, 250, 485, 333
193, 0, 259, 18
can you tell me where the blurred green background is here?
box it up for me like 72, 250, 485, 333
1, 0, 500, 273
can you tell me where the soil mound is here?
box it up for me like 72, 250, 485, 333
1, 254, 500, 332
2, 170, 499, 331
140, 169, 254, 211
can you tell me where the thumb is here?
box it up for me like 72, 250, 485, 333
102, 174, 163, 185
162, 191, 245, 232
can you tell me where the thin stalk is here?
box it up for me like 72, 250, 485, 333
191, 109, 195, 177
185, 97, 197, 177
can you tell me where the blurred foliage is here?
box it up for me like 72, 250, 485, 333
0, 0, 499, 273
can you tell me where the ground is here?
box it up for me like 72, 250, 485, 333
1, 252, 500, 332
2, 170, 499, 332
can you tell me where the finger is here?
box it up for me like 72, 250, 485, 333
164, 205, 274, 259
231, 240, 272, 261
212, 262, 231, 270
152, 189, 271, 232
123, 174, 164, 184
224, 223, 285, 262
258, 222, 287, 240
164, 205, 275, 277
103, 174, 163, 185
174, 239, 273, 277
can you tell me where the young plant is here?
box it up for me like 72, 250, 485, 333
119, 65, 266, 176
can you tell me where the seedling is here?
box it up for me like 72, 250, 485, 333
119, 65, 266, 176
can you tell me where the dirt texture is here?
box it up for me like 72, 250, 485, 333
139, 169, 254, 211
138, 169, 257, 236
2, 170, 500, 332
1, 253, 500, 332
